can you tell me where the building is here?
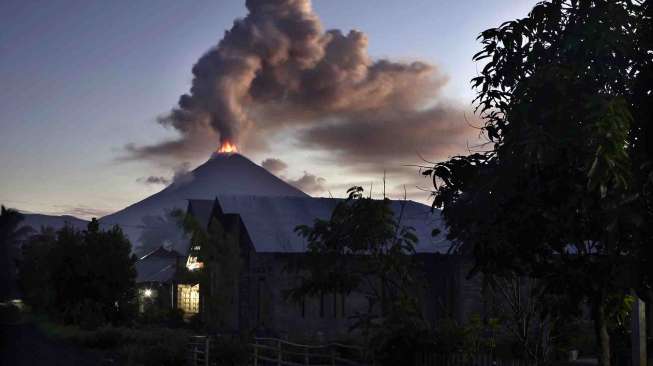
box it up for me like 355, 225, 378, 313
135, 246, 183, 314
141, 195, 484, 341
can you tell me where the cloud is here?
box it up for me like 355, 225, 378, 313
299, 105, 480, 173
137, 162, 194, 186
170, 162, 193, 185
287, 171, 327, 195
123, 0, 477, 168
138, 176, 170, 185
261, 158, 288, 174
261, 157, 327, 195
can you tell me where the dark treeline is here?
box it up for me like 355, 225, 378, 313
426, 1, 652, 366
18, 219, 137, 328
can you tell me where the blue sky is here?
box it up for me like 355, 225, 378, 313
0, 0, 539, 218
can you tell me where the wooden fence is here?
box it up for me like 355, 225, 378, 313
251, 337, 370, 366
187, 336, 535, 366
187, 335, 210, 366
415, 352, 533, 366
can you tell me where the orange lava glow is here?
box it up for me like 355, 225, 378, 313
217, 141, 238, 153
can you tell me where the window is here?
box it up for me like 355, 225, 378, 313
186, 255, 203, 271
177, 284, 200, 314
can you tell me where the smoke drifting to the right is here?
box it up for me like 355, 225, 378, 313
126, 0, 479, 194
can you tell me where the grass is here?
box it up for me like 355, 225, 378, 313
25, 311, 192, 366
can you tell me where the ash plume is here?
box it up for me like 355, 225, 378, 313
287, 171, 327, 195
261, 158, 288, 174
137, 162, 193, 186
125, 0, 475, 164
138, 176, 170, 185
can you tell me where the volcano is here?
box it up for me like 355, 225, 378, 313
99, 153, 308, 252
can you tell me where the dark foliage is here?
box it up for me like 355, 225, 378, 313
287, 187, 427, 365
19, 219, 138, 328
425, 1, 652, 365
210, 337, 250, 366
0, 205, 33, 301
40, 323, 190, 366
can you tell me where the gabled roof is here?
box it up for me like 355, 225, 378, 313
139, 246, 182, 261
135, 246, 182, 283
187, 199, 218, 229
200, 195, 450, 254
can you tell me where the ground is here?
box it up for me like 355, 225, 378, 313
0, 323, 113, 366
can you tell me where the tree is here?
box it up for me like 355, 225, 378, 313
425, 1, 652, 366
19, 219, 137, 327
0, 205, 33, 301
287, 187, 426, 366
18, 227, 57, 312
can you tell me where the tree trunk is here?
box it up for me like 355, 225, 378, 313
592, 298, 611, 366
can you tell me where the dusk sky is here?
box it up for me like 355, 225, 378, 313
0, 0, 539, 219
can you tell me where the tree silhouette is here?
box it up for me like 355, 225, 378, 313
0, 205, 33, 301
288, 187, 426, 366
425, 1, 652, 365
19, 219, 137, 327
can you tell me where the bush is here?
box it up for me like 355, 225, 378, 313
19, 222, 138, 328
211, 337, 250, 366
83, 326, 126, 349
34, 319, 191, 366
121, 328, 189, 366
0, 302, 21, 324
138, 307, 185, 329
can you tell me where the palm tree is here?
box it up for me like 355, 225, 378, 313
0, 205, 33, 301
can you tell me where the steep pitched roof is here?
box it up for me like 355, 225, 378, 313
135, 246, 182, 283
207, 195, 450, 253
187, 199, 217, 229
139, 246, 182, 261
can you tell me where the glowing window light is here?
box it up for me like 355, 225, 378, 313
177, 284, 200, 314
186, 255, 204, 271
144, 289, 153, 298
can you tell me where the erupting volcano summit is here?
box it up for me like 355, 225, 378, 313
216, 141, 238, 154
100, 152, 308, 251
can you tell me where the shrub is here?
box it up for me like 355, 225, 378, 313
34, 319, 191, 366
211, 337, 250, 366
121, 327, 190, 366
0, 302, 21, 324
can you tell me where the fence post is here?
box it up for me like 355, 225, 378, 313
304, 345, 309, 365
253, 339, 258, 366
193, 341, 198, 366
205, 337, 210, 366
330, 346, 335, 366
277, 339, 282, 366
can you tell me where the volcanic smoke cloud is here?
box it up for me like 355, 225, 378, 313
127, 0, 476, 169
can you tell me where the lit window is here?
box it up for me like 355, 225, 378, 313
186, 255, 204, 271
177, 284, 200, 314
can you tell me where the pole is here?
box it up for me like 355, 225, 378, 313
631, 296, 647, 366
205, 337, 210, 366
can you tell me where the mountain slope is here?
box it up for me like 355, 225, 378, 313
22, 213, 88, 232
100, 153, 308, 252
